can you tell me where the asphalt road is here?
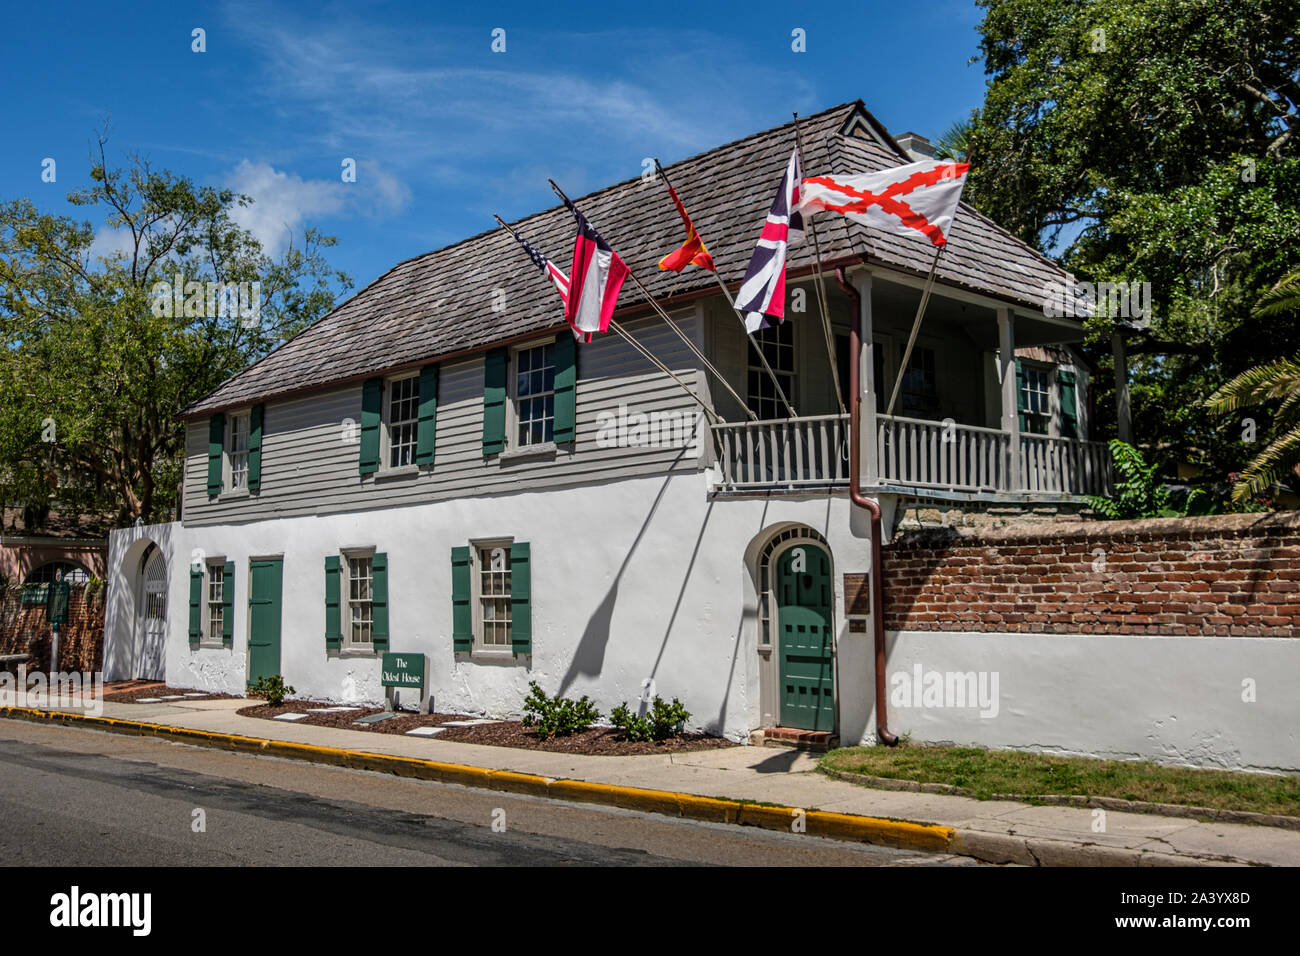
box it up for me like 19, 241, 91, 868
0, 720, 977, 866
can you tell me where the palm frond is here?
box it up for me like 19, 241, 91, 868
1231, 422, 1300, 502
1205, 355, 1300, 413
1253, 267, 1300, 319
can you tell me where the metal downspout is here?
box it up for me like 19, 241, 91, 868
836, 266, 898, 746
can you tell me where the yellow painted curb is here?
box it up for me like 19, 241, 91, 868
0, 706, 956, 854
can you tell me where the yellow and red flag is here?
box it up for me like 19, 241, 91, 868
657, 180, 715, 273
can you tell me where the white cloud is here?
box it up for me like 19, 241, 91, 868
88, 225, 136, 262
223, 159, 411, 255
225, 160, 347, 256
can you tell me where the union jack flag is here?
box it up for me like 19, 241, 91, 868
735, 148, 805, 333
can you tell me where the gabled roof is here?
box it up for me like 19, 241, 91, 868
185, 101, 1074, 417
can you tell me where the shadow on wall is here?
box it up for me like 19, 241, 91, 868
558, 449, 704, 698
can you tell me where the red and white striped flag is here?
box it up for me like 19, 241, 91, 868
735, 148, 804, 333
563, 199, 629, 338
800, 159, 970, 247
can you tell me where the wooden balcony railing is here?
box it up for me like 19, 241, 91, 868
710, 414, 850, 490
710, 413, 1112, 497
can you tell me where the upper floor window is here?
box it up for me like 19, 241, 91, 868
227, 412, 250, 491
1019, 364, 1051, 435
511, 342, 555, 448
899, 346, 938, 418
748, 321, 795, 420
387, 374, 419, 467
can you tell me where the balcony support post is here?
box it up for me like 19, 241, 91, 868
998, 307, 1022, 491
853, 271, 878, 484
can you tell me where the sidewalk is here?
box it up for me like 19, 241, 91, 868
7, 696, 1298, 866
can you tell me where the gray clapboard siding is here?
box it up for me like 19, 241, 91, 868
183, 314, 709, 526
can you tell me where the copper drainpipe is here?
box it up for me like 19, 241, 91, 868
836, 267, 898, 746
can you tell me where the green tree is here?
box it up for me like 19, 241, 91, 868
0, 137, 351, 524
966, 0, 1300, 485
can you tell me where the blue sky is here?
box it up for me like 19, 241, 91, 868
2, 0, 992, 289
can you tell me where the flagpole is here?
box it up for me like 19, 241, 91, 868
492, 214, 723, 426
547, 179, 758, 423
653, 159, 798, 420
885, 246, 945, 417
791, 112, 848, 418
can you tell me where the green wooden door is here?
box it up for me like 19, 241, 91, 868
247, 558, 283, 687
776, 544, 834, 731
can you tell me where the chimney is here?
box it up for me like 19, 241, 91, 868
895, 131, 936, 163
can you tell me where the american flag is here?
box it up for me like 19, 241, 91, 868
509, 226, 570, 305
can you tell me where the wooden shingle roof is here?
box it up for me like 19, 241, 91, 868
185, 101, 1075, 417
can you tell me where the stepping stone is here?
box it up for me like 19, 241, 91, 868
306, 706, 362, 713
158, 695, 185, 701
134, 698, 162, 704
405, 726, 445, 737
354, 712, 400, 725
440, 718, 499, 727
182, 693, 208, 698
273, 713, 309, 721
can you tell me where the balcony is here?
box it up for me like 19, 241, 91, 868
710, 414, 1112, 499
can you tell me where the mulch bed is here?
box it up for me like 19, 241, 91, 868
238, 700, 472, 733
101, 682, 238, 703
238, 700, 735, 755
435, 721, 735, 756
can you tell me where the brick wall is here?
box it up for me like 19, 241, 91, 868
864, 512, 1300, 637
0, 585, 105, 671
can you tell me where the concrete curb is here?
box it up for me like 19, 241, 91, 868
0, 707, 1245, 865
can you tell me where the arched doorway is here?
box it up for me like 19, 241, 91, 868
135, 544, 167, 680
756, 527, 836, 732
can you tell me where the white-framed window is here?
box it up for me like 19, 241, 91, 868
227, 411, 250, 491
509, 342, 555, 448
472, 541, 512, 651
385, 374, 419, 468
206, 560, 225, 643
747, 321, 795, 420
899, 345, 938, 418
344, 551, 374, 648
1020, 364, 1051, 435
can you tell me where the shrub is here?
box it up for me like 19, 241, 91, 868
249, 674, 295, 707
610, 696, 691, 742
521, 681, 601, 738
1086, 440, 1173, 519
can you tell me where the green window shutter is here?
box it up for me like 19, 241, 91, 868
248, 404, 264, 492
222, 561, 235, 646
188, 567, 203, 645
1015, 360, 1027, 433
1058, 368, 1079, 439
359, 378, 383, 475
324, 556, 342, 650
510, 541, 531, 656
553, 332, 577, 444
372, 552, 389, 651
207, 413, 225, 497
416, 364, 439, 465
482, 347, 508, 455
451, 546, 472, 653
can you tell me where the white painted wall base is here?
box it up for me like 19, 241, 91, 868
875, 630, 1300, 774
105, 473, 875, 742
